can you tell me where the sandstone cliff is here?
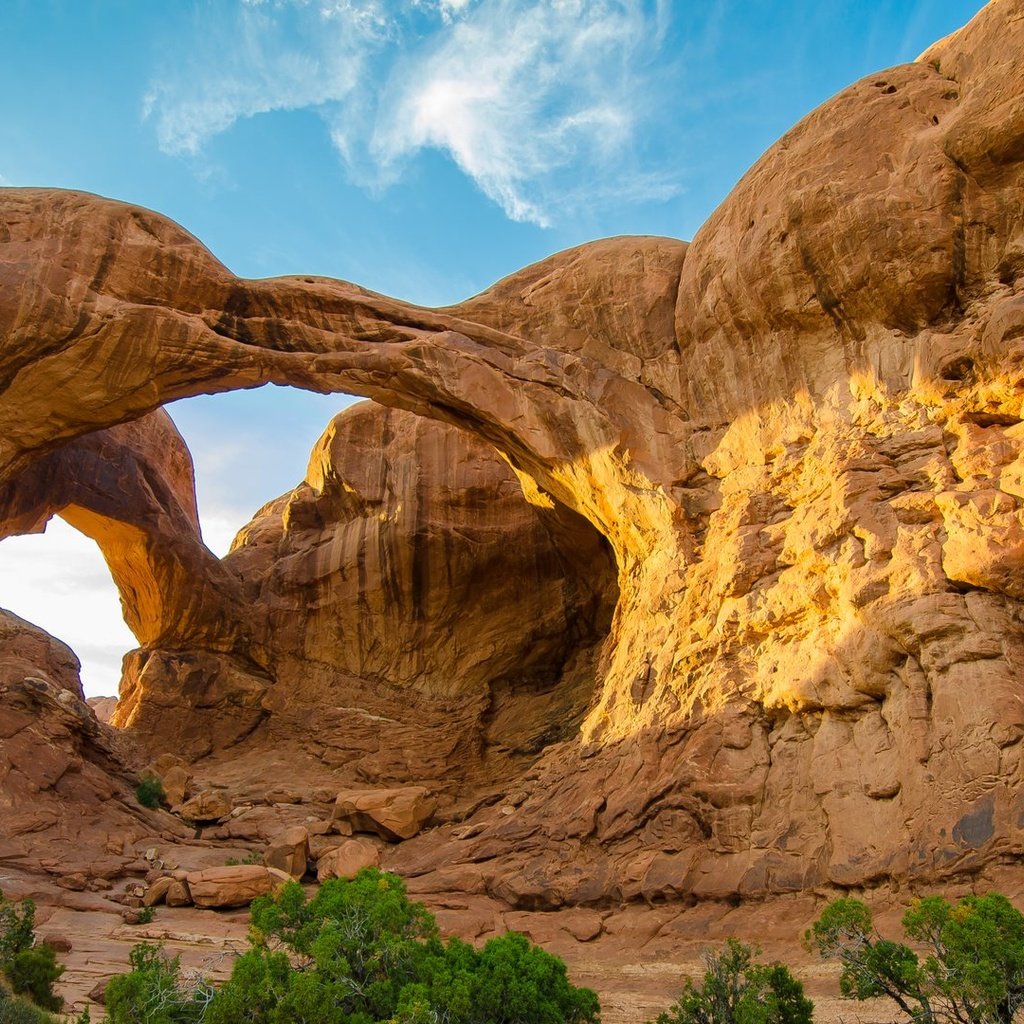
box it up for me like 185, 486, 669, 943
3, 0, 1024, 906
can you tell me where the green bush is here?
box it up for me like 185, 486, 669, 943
135, 776, 166, 810
0, 894, 35, 965
648, 938, 812, 1024
807, 892, 1024, 1024
105, 944, 213, 1024
206, 868, 599, 1024
109, 868, 599, 1024
0, 891, 62, 1014
6, 950, 62, 1013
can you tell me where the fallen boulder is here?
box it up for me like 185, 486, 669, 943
332, 787, 436, 841
178, 789, 231, 823
142, 876, 175, 907
316, 838, 381, 882
185, 865, 273, 908
263, 825, 310, 880
165, 879, 192, 907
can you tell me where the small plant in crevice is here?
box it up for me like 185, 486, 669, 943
224, 851, 262, 867
135, 775, 166, 810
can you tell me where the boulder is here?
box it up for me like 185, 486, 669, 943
185, 865, 274, 908
263, 825, 310, 880
164, 879, 192, 907
143, 876, 174, 907
178, 790, 231, 823
142, 754, 193, 806
40, 933, 71, 953
332, 787, 436, 841
145, 753, 187, 778
161, 766, 192, 809
316, 839, 381, 882
265, 866, 293, 890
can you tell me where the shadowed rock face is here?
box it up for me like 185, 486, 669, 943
4, 0, 1024, 902
112, 401, 617, 769
0, 609, 187, 879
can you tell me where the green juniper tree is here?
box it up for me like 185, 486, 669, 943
806, 893, 1024, 1024
648, 939, 813, 1024
108, 869, 600, 1024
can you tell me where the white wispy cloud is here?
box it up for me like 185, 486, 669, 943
143, 2, 389, 157
143, 0, 678, 226
369, 1, 666, 225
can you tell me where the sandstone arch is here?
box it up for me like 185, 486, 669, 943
0, 393, 620, 766
4, 0, 1024, 900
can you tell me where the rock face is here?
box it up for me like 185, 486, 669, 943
86, 697, 118, 725
0, 609, 184, 884
3, 0, 1024, 906
227, 402, 615, 701
0, 607, 84, 697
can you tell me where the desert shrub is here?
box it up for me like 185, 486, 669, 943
106, 869, 599, 1023
0, 990, 57, 1024
446, 930, 600, 1024
5, 949, 62, 1013
186, 868, 597, 1024
648, 938, 812, 1024
807, 893, 1024, 1024
0, 892, 62, 1014
105, 943, 213, 1024
0, 893, 35, 965
135, 776, 166, 810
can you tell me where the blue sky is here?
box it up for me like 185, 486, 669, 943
0, 0, 986, 695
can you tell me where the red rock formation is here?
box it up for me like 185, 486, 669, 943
3, 0, 1024, 906
0, 410, 255, 654
102, 401, 616, 766
0, 609, 189, 885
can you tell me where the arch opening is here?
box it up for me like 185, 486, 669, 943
0, 517, 133, 702
0, 378, 621, 782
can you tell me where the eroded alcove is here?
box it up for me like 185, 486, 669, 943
0, 381, 620, 795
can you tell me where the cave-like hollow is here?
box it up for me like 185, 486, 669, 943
0, 386, 621, 793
